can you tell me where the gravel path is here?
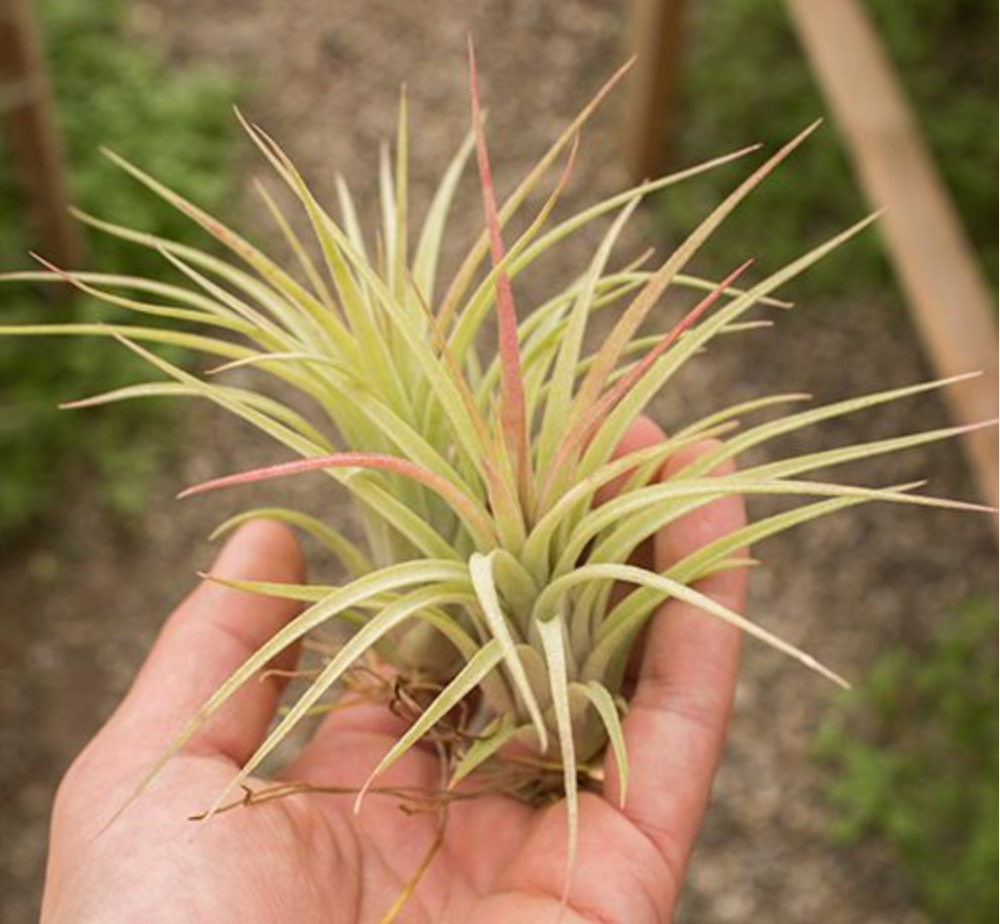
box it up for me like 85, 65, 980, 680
1, 2, 995, 922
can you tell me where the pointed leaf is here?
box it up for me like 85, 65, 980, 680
536, 613, 579, 896
578, 681, 629, 808
469, 552, 549, 751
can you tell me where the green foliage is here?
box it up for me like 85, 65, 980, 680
0, 0, 239, 534
660, 0, 998, 295
815, 597, 998, 923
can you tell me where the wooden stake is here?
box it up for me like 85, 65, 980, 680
786, 0, 998, 515
625, 0, 688, 182
0, 0, 83, 271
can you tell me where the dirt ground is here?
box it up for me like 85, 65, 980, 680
1, 2, 996, 922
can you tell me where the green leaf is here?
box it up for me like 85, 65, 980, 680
677, 373, 983, 480
209, 507, 373, 577
63, 381, 332, 449
578, 681, 629, 808
579, 211, 883, 478
469, 552, 549, 752
536, 196, 640, 473
570, 124, 821, 433
437, 56, 638, 328
199, 573, 340, 604
100, 147, 354, 354
534, 562, 849, 687
113, 560, 469, 821
536, 613, 579, 892
563, 475, 991, 578
450, 714, 522, 788
206, 583, 479, 816
413, 130, 474, 307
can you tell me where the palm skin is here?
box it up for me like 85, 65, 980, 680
41, 419, 746, 924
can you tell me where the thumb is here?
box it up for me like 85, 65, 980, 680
104, 519, 306, 766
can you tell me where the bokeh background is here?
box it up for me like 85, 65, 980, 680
1, 1, 996, 922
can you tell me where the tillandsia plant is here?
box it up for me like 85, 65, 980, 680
2, 41, 994, 892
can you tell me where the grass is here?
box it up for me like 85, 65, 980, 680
815, 596, 998, 923
0, 0, 240, 535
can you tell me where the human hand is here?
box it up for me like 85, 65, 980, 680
41, 417, 746, 924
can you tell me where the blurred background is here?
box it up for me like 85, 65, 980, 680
0, 1, 996, 922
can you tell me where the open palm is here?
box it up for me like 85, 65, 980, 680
42, 422, 746, 924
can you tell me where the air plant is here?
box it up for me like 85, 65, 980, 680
1, 41, 993, 896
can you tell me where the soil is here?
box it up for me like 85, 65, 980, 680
1, 2, 995, 923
